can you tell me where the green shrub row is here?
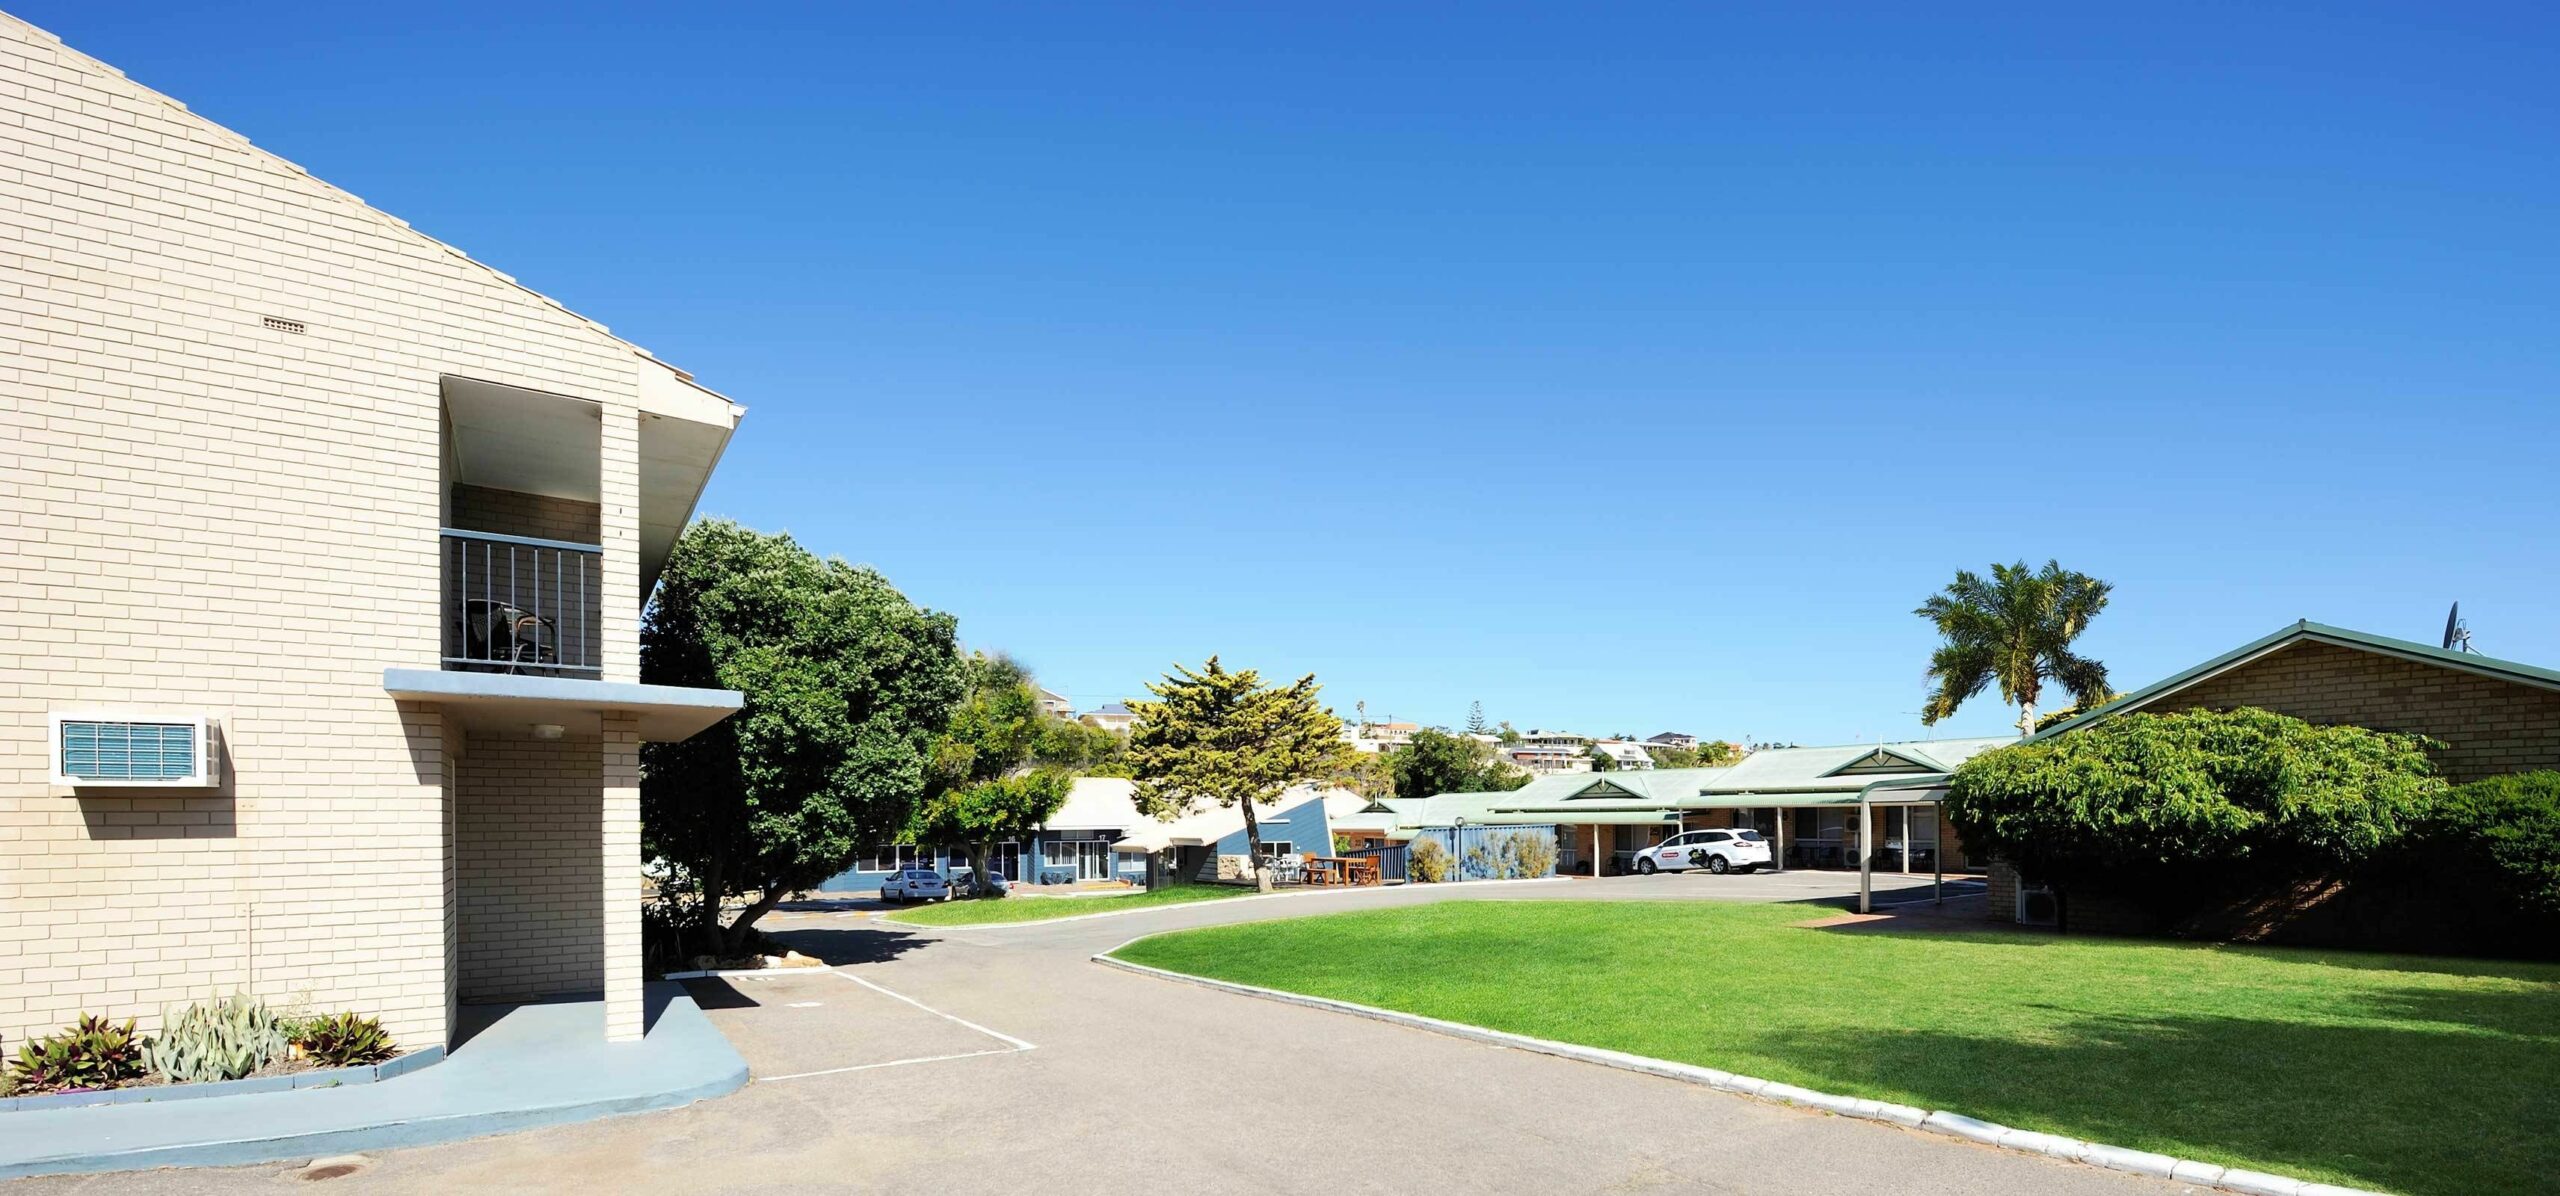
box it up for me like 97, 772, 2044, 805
1947, 707, 2560, 954
5, 998, 396, 1096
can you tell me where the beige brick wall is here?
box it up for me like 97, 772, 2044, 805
2158, 640, 2560, 784
456, 733, 602, 1003
449, 485, 602, 545
0, 14, 669, 1048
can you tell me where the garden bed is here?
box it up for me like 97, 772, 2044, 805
0, 1047, 443, 1113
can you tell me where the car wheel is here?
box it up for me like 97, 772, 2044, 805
1708, 855, 1730, 875
1635, 858, 1657, 875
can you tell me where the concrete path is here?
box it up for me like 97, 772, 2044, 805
12, 876, 2186, 1195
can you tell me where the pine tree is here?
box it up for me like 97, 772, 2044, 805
1464, 701, 1490, 735
1127, 657, 1351, 892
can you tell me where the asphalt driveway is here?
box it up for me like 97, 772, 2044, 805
14, 875, 2172, 1195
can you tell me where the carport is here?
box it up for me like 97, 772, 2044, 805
1489, 775, 1955, 911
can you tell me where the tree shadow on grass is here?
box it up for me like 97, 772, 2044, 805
1744, 988, 2560, 1196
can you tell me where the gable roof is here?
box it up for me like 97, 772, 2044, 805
1049, 778, 1353, 851
2030, 620, 2560, 743
1817, 745, 1946, 776
1468, 737, 2014, 813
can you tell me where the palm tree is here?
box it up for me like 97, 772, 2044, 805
1915, 560, 2112, 736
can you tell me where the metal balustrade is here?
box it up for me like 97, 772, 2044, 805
441, 528, 602, 675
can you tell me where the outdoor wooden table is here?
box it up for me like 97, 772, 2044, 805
1302, 856, 1378, 887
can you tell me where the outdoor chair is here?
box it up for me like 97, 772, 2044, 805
458, 598, 558, 673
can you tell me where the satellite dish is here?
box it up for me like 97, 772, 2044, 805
2442, 602, 2475, 654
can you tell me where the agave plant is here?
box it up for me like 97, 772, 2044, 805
143, 994, 289, 1084
295, 1012, 396, 1068
7, 1014, 144, 1093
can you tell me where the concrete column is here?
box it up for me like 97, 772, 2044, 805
602, 712, 643, 1042
599, 405, 642, 683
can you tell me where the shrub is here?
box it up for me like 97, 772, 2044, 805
1408, 837, 1451, 883
2419, 771, 2560, 916
144, 994, 289, 1084
1947, 707, 2443, 914
2383, 770, 2560, 955
8, 1015, 144, 1094
295, 1012, 397, 1068
1462, 844, 1496, 880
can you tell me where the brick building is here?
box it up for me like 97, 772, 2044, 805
1988, 620, 2560, 927
0, 14, 745, 1050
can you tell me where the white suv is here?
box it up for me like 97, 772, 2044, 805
878, 868, 950, 903
1634, 828, 1773, 875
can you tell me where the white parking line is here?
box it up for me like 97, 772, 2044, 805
829, 970, 1037, 1051
749, 971, 1038, 1083
761, 1047, 1021, 1082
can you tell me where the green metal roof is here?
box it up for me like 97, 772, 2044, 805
2029, 620, 2560, 743
1374, 739, 2005, 829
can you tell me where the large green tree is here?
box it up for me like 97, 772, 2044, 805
1641, 739, 1741, 769
641, 520, 962, 953
1393, 728, 1530, 799
913, 653, 1077, 897
1916, 559, 2114, 735
1946, 707, 2443, 916
1126, 658, 1350, 892
1034, 716, 1131, 777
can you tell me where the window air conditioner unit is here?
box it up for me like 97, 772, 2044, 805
2015, 883, 2059, 927
50, 714, 217, 788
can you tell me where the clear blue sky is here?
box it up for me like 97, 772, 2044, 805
30, 2, 2558, 744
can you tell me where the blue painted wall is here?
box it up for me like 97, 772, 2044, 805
815, 827, 1131, 892
810, 794, 1340, 891
1210, 792, 1334, 861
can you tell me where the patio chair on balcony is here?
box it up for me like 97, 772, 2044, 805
458, 598, 559, 674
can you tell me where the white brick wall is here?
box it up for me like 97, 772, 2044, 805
0, 13, 678, 1049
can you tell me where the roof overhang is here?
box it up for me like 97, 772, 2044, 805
636, 365, 745, 595
1485, 809, 1685, 826
383, 668, 742, 742
442, 370, 745, 601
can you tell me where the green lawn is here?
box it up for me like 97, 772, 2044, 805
884, 883, 1251, 926
1111, 901, 2560, 1196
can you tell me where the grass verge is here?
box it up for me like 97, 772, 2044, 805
1110, 900, 2560, 1196
885, 883, 1252, 926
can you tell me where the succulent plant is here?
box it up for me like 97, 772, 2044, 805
143, 994, 289, 1084
7, 1014, 144, 1093
295, 1012, 396, 1068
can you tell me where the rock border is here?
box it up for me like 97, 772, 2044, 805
1092, 941, 2387, 1196
0, 1047, 445, 1114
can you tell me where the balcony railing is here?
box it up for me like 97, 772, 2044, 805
441, 528, 602, 676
